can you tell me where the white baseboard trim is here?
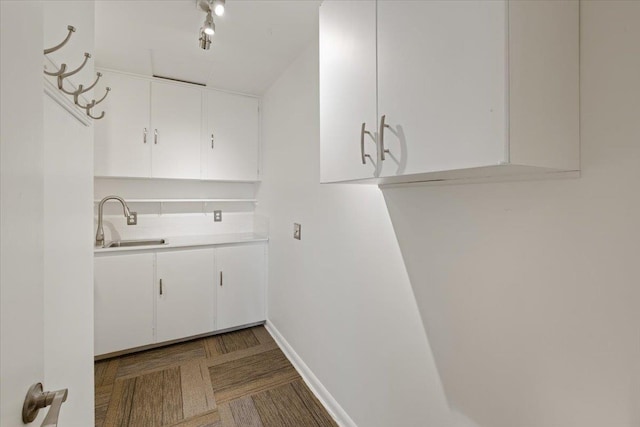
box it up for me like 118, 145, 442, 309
265, 321, 357, 427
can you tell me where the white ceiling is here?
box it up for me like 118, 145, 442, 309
95, 0, 321, 95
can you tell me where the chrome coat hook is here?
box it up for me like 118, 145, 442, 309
63, 72, 102, 98
87, 109, 105, 120
82, 99, 96, 111
57, 51, 90, 82
73, 85, 91, 107
44, 25, 76, 55
93, 87, 111, 106
56, 52, 91, 94
85, 87, 110, 120
86, 87, 111, 120
60, 82, 84, 97
78, 72, 103, 94
44, 63, 67, 77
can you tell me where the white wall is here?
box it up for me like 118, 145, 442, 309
256, 42, 465, 427
381, 2, 640, 427
42, 2, 96, 426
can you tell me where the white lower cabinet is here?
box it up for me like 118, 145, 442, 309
156, 249, 215, 342
216, 244, 266, 331
94, 253, 155, 356
94, 243, 266, 357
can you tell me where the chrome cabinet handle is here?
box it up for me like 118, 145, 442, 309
379, 115, 391, 161
154, 129, 158, 145
159, 279, 163, 295
211, 133, 214, 149
360, 123, 373, 165
22, 383, 68, 427
143, 128, 147, 144
219, 271, 223, 287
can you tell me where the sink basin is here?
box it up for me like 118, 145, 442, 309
105, 239, 167, 248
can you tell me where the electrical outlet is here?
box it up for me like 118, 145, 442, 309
127, 212, 137, 225
214, 210, 222, 222
293, 223, 301, 240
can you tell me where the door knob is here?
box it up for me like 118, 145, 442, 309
22, 382, 68, 427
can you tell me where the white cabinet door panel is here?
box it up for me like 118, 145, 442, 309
151, 82, 202, 179
156, 249, 215, 342
94, 72, 151, 177
319, 0, 378, 183
202, 91, 259, 181
94, 254, 155, 355
377, 1, 507, 177
216, 244, 266, 331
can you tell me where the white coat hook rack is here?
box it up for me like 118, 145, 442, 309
43, 25, 110, 121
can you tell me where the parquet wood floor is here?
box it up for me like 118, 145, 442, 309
95, 326, 337, 427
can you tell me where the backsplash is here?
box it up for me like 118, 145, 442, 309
94, 177, 267, 243
96, 212, 264, 242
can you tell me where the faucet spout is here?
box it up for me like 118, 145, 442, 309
96, 195, 136, 247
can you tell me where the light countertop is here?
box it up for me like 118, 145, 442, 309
94, 233, 268, 254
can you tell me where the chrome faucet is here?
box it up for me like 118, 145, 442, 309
95, 195, 137, 247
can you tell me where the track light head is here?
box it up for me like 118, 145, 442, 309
203, 11, 215, 35
199, 29, 212, 50
213, 0, 225, 16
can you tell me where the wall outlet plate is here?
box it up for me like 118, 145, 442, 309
214, 210, 222, 222
293, 223, 301, 240
127, 212, 137, 225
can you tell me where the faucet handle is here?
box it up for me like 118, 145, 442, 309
127, 212, 137, 226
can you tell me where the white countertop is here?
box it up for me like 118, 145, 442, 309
94, 232, 268, 254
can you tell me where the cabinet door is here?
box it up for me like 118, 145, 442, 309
216, 244, 266, 331
202, 91, 259, 181
319, 0, 378, 183
151, 82, 202, 179
94, 71, 152, 177
377, 1, 507, 177
156, 249, 215, 342
94, 254, 154, 355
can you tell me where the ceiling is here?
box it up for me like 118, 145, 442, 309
95, 0, 321, 95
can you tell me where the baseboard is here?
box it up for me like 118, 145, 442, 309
265, 321, 357, 427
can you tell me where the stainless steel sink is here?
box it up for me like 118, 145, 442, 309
105, 239, 167, 248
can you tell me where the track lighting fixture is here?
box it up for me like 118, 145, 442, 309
199, 28, 212, 50
197, 0, 225, 50
203, 10, 215, 35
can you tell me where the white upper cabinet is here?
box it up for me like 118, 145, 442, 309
151, 82, 203, 179
94, 70, 261, 181
319, 0, 579, 184
377, 1, 507, 177
156, 248, 216, 343
94, 71, 151, 177
319, 0, 378, 183
202, 91, 259, 181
